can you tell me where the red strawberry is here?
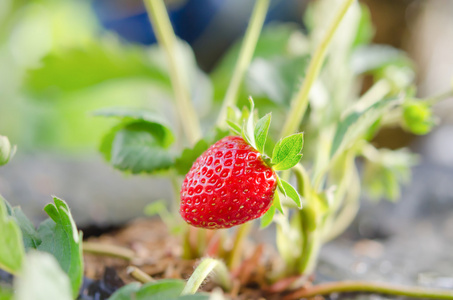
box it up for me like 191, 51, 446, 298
180, 136, 277, 229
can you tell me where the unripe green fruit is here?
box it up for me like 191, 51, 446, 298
402, 102, 435, 135
0, 135, 13, 166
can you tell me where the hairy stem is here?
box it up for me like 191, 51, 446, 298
144, 0, 202, 145
181, 258, 231, 295
323, 158, 361, 242
283, 281, 453, 300
280, 0, 355, 138
83, 242, 135, 261
216, 0, 270, 128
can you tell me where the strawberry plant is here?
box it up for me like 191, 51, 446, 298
1, 0, 453, 299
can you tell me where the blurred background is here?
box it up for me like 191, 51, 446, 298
0, 0, 453, 286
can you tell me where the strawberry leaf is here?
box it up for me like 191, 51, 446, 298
273, 154, 302, 171
109, 126, 174, 173
271, 133, 304, 171
109, 280, 210, 300
174, 139, 209, 175
135, 279, 186, 299
2, 197, 41, 250
260, 204, 275, 229
37, 197, 83, 298
97, 108, 175, 174
10, 207, 41, 250
330, 96, 401, 159
280, 179, 302, 208
174, 127, 228, 176
25, 39, 171, 96
15, 251, 73, 300
95, 108, 174, 147
273, 191, 284, 214
0, 195, 25, 275
254, 113, 272, 154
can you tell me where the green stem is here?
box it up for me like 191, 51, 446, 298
227, 222, 252, 270
322, 158, 360, 242
283, 281, 453, 300
144, 0, 202, 145
181, 258, 231, 295
298, 223, 322, 275
216, 0, 270, 128
293, 164, 320, 275
280, 0, 355, 138
293, 163, 311, 198
425, 89, 453, 105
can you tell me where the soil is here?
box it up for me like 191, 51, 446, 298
81, 218, 288, 300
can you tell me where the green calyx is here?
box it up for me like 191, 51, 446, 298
225, 97, 304, 227
226, 97, 304, 172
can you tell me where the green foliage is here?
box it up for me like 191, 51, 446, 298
8, 206, 41, 250
0, 196, 25, 274
352, 4, 374, 47
330, 96, 401, 159
254, 113, 272, 153
110, 127, 175, 173
37, 197, 83, 298
279, 179, 302, 208
110, 280, 211, 300
0, 0, 448, 295
362, 147, 418, 201
224, 98, 304, 222
212, 24, 302, 102
96, 108, 175, 174
2, 195, 87, 298
96, 108, 174, 147
14, 251, 73, 300
136, 280, 186, 299
0, 286, 13, 300
260, 203, 276, 229
350, 45, 413, 75
25, 39, 170, 95
271, 133, 304, 171
272, 191, 284, 214
109, 283, 142, 300
174, 139, 209, 175
246, 56, 309, 105
174, 128, 228, 176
